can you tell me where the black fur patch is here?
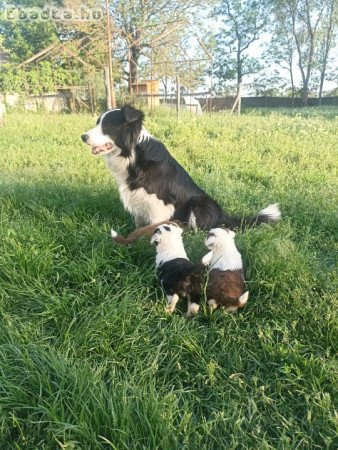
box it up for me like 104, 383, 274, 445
91, 105, 279, 229
156, 258, 205, 304
99, 106, 144, 157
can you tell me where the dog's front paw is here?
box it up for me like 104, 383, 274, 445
165, 305, 175, 314
165, 294, 179, 314
202, 251, 213, 266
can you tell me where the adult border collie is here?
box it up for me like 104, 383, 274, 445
81, 105, 280, 229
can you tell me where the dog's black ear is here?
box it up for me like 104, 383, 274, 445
122, 105, 144, 123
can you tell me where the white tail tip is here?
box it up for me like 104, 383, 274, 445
111, 228, 118, 238
239, 291, 249, 306
259, 203, 281, 221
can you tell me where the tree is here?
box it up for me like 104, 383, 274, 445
0, 0, 59, 62
265, 10, 297, 101
271, 0, 337, 106
315, 0, 337, 104
288, 0, 325, 106
212, 0, 268, 113
109, 0, 207, 91
0, 0, 110, 98
250, 71, 288, 96
137, 29, 210, 98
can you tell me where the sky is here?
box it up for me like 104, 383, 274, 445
188, 8, 338, 96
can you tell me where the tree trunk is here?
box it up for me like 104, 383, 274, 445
318, 0, 335, 106
162, 77, 168, 102
318, 70, 325, 106
287, 55, 295, 106
237, 82, 242, 115
104, 65, 112, 109
290, 70, 295, 106
129, 44, 141, 92
302, 84, 309, 107
231, 49, 242, 115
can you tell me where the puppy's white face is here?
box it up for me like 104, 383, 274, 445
205, 228, 236, 250
151, 223, 183, 249
81, 109, 122, 156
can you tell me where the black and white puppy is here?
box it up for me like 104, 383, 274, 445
151, 223, 211, 316
81, 105, 281, 229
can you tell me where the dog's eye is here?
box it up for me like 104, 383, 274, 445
153, 227, 161, 235
163, 226, 171, 231
207, 232, 215, 238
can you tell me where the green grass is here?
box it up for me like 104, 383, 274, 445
0, 107, 337, 449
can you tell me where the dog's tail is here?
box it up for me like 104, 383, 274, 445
219, 291, 249, 310
222, 203, 281, 229
111, 228, 132, 245
238, 291, 249, 307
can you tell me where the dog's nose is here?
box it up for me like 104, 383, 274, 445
81, 133, 89, 143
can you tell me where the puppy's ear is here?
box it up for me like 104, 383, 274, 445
205, 238, 215, 248
227, 229, 236, 239
122, 105, 144, 123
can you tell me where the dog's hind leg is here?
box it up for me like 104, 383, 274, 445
187, 302, 200, 316
187, 196, 224, 230
208, 299, 218, 311
186, 296, 200, 317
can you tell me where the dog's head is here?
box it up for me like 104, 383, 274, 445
150, 223, 183, 249
81, 105, 144, 156
205, 228, 236, 250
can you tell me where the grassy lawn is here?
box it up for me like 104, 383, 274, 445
0, 107, 337, 449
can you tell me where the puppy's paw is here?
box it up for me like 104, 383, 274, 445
186, 302, 200, 317
208, 299, 218, 311
202, 251, 213, 266
165, 305, 175, 314
165, 294, 179, 314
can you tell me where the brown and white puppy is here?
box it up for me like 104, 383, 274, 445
151, 223, 209, 316
110, 220, 183, 246
205, 228, 249, 312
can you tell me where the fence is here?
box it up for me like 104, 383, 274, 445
199, 96, 338, 111
1, 91, 337, 114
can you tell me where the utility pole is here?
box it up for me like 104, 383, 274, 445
105, 0, 116, 108
176, 75, 180, 119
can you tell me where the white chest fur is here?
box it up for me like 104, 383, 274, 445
119, 184, 175, 225
104, 152, 174, 225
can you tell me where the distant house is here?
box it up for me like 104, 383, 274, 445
131, 80, 160, 106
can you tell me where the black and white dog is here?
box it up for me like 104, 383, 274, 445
81, 105, 281, 229
151, 222, 210, 316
